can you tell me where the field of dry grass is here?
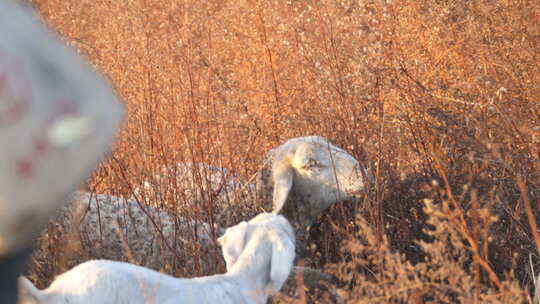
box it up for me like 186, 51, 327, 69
27, 0, 540, 302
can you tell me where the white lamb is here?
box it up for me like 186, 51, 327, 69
19, 213, 296, 304
256, 136, 368, 252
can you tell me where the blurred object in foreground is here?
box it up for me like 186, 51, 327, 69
0, 1, 123, 302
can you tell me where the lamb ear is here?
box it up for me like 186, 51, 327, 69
217, 235, 225, 247
233, 221, 248, 251
223, 221, 249, 257
272, 164, 293, 214
267, 230, 296, 294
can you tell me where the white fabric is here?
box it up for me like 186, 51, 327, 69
0, 1, 123, 255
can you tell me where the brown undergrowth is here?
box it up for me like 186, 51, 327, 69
26, 0, 540, 302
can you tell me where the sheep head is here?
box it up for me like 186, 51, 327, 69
217, 221, 248, 271
257, 136, 368, 230
218, 213, 295, 295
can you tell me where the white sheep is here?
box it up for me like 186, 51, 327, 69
19, 213, 296, 304
256, 136, 368, 251
32, 191, 220, 277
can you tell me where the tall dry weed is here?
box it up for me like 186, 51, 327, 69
26, 0, 540, 302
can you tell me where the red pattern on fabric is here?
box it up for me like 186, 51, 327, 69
16, 158, 35, 179
0, 56, 32, 126
34, 138, 49, 156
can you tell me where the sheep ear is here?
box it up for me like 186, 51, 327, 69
272, 164, 293, 213
225, 221, 249, 256
267, 231, 296, 294
217, 235, 225, 247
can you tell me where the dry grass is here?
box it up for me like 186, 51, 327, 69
26, 0, 540, 302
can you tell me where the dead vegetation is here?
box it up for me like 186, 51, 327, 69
27, 0, 540, 302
